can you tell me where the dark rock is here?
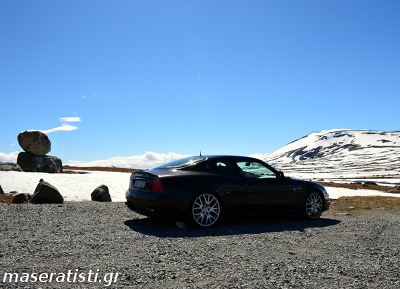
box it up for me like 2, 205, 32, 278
388, 186, 400, 194
91, 185, 112, 202
12, 193, 32, 204
0, 162, 23, 172
0, 185, 4, 195
17, 152, 63, 173
18, 131, 51, 156
30, 179, 64, 204
363, 181, 378, 187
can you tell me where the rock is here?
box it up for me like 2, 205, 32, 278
17, 152, 63, 173
0, 185, 4, 195
363, 181, 378, 187
12, 193, 32, 204
91, 185, 112, 202
388, 186, 400, 194
30, 179, 64, 204
0, 162, 23, 172
18, 131, 51, 156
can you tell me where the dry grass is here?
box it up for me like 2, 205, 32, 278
323, 196, 400, 216
63, 165, 141, 174
0, 194, 15, 204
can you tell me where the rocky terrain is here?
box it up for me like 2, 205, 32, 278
1, 200, 399, 288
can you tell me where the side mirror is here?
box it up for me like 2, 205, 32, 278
277, 171, 285, 179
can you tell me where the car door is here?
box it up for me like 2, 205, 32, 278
235, 161, 297, 211
199, 159, 249, 210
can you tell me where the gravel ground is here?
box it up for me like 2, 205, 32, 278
1, 202, 399, 289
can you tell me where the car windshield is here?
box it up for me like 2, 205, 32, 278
155, 156, 206, 169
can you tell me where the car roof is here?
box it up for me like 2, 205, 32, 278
201, 155, 261, 161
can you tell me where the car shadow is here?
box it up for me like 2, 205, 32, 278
124, 215, 341, 238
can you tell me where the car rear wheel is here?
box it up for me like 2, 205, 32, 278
304, 192, 324, 219
191, 193, 221, 228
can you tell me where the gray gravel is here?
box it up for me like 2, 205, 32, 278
1, 202, 399, 289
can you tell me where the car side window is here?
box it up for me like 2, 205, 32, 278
236, 161, 276, 179
204, 161, 239, 176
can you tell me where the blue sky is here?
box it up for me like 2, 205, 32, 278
1, 0, 399, 168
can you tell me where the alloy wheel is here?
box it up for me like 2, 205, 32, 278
305, 193, 323, 219
192, 193, 221, 227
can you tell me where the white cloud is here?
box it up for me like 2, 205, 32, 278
0, 151, 19, 163
40, 116, 81, 134
41, 124, 78, 134
67, 151, 189, 169
66, 152, 274, 170
60, 117, 81, 123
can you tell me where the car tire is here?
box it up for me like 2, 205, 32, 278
304, 192, 324, 219
190, 192, 222, 228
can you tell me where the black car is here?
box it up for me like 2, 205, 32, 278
126, 155, 330, 228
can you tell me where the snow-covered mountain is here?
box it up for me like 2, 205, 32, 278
262, 129, 400, 180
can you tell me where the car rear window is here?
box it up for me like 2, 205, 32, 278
155, 156, 206, 169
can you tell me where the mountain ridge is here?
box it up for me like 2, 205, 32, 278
262, 129, 400, 179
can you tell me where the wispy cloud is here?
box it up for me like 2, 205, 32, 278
41, 117, 81, 134
42, 124, 79, 134
59, 117, 81, 123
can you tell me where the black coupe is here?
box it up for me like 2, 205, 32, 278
126, 155, 330, 228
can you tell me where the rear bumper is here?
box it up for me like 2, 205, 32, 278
125, 190, 187, 218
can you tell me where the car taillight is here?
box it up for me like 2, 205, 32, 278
151, 177, 163, 192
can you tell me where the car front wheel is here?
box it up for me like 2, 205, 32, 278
304, 192, 324, 219
191, 193, 221, 228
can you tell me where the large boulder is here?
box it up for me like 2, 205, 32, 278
17, 152, 63, 173
30, 179, 64, 204
18, 130, 51, 156
0, 162, 23, 172
91, 185, 112, 202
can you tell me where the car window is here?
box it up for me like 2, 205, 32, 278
199, 160, 239, 176
236, 161, 276, 179
155, 156, 206, 169
215, 161, 239, 176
